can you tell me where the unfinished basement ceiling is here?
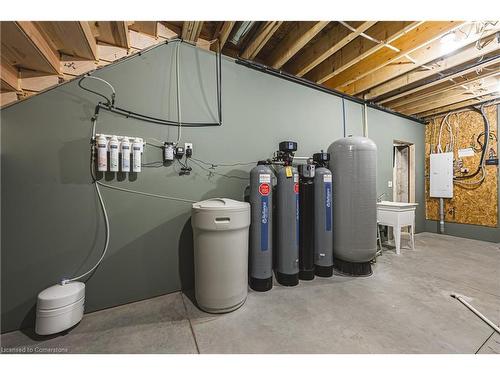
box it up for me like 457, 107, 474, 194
1, 21, 499, 119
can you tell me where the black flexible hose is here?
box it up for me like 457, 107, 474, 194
454, 104, 490, 180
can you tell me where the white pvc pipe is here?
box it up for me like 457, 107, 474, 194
451, 293, 500, 335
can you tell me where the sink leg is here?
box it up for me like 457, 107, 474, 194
394, 226, 401, 255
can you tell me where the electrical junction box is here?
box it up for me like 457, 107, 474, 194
430, 152, 453, 198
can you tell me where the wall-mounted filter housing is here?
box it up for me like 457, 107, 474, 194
35, 282, 85, 335
328, 136, 377, 276
164, 142, 174, 162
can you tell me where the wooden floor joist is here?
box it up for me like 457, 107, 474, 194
211, 21, 236, 52
419, 94, 500, 118
304, 21, 420, 84
240, 21, 283, 60
0, 58, 19, 92
182, 21, 204, 44
284, 21, 377, 77
351, 24, 500, 99
323, 21, 463, 90
266, 21, 329, 69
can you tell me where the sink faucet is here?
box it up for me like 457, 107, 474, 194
377, 193, 386, 203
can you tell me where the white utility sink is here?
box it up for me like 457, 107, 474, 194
377, 201, 419, 210
377, 201, 418, 254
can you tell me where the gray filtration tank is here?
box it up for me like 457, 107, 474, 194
313, 166, 333, 277
249, 162, 274, 292
276, 165, 300, 286
328, 136, 377, 276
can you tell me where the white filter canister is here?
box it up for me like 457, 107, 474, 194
96, 135, 108, 172
121, 137, 131, 172
109, 135, 119, 172
132, 138, 142, 172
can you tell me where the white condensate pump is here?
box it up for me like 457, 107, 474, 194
35, 282, 85, 335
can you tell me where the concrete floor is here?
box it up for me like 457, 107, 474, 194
1, 232, 499, 354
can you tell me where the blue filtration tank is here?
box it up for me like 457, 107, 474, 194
313, 152, 334, 277
249, 161, 274, 292
328, 136, 377, 276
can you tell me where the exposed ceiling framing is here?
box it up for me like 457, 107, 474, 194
1, 20, 499, 120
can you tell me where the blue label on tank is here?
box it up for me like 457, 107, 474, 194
261, 196, 269, 251
296, 193, 300, 246
325, 182, 332, 232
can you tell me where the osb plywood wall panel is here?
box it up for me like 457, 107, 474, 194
425, 105, 498, 227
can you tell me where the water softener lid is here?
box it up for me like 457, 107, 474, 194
192, 198, 249, 212
37, 282, 85, 310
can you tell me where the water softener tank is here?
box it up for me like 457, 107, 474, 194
276, 165, 300, 286
328, 136, 377, 276
298, 163, 315, 280
249, 161, 274, 292
313, 152, 333, 277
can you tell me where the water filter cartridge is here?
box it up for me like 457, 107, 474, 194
121, 137, 130, 172
96, 135, 108, 172
132, 138, 142, 172
109, 135, 119, 172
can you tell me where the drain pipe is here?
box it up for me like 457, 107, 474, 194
439, 198, 445, 234
451, 293, 500, 335
363, 102, 368, 137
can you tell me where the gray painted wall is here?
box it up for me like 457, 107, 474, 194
1, 42, 424, 333
424, 105, 500, 243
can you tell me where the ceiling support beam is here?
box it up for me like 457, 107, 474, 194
305, 21, 420, 84
90, 21, 130, 49
346, 23, 500, 98
404, 79, 500, 115
240, 21, 283, 60
419, 95, 500, 118
384, 59, 500, 109
211, 21, 236, 52
396, 73, 500, 113
0, 60, 19, 91
322, 21, 463, 90
285, 21, 376, 77
182, 21, 204, 44
267, 21, 329, 69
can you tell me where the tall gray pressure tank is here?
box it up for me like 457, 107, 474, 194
313, 152, 333, 277
328, 136, 377, 276
249, 161, 274, 292
275, 165, 300, 286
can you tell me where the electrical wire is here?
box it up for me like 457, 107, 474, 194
78, 39, 222, 128
189, 158, 249, 180
175, 40, 182, 146
190, 156, 258, 167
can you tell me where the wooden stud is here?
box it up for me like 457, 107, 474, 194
346, 23, 500, 98
19, 69, 61, 92
322, 21, 463, 90
1, 59, 19, 91
129, 21, 158, 37
304, 21, 420, 84
211, 21, 236, 52
90, 21, 130, 49
266, 21, 329, 69
240, 21, 283, 60
1, 92, 18, 107
1, 21, 60, 74
285, 21, 377, 77
182, 21, 204, 43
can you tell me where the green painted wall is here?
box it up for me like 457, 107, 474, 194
1, 42, 424, 333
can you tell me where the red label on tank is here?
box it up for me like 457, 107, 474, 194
294, 183, 299, 194
259, 183, 270, 196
